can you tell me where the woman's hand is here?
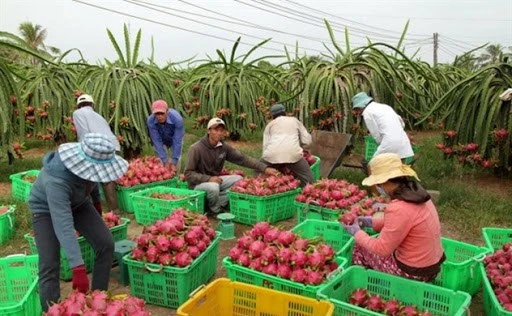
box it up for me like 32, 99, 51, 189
357, 216, 372, 228
343, 221, 361, 235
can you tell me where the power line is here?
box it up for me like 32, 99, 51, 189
248, 0, 425, 42
322, 13, 512, 22
235, 0, 415, 44
123, 0, 329, 54
278, 0, 430, 38
234, 0, 372, 45
134, 0, 332, 45
72, 0, 287, 54
439, 39, 475, 52
441, 35, 487, 48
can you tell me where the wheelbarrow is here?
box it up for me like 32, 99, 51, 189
309, 130, 418, 179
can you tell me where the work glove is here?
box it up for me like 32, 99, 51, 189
343, 221, 361, 236
93, 202, 103, 215
357, 216, 373, 228
72, 264, 89, 293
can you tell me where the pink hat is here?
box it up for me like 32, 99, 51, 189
151, 100, 168, 114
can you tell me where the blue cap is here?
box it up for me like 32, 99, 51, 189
351, 92, 373, 109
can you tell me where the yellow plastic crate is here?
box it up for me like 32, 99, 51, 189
177, 278, 334, 316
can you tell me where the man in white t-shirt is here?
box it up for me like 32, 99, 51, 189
73, 94, 121, 213
261, 103, 314, 185
352, 92, 413, 161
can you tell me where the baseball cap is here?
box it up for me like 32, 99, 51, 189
151, 100, 168, 114
77, 94, 94, 106
207, 117, 226, 129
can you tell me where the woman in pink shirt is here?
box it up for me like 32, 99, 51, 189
343, 153, 445, 282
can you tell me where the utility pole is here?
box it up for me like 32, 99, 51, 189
433, 32, 439, 66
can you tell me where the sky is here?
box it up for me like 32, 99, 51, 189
1, 0, 511, 66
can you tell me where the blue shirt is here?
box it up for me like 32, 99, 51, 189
147, 109, 185, 165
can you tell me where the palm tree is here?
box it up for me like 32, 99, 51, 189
477, 44, 505, 66
18, 22, 60, 64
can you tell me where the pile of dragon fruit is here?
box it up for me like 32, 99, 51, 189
44, 290, 150, 316
102, 211, 123, 229
228, 222, 339, 285
131, 209, 216, 267
483, 242, 512, 311
116, 156, 175, 187
349, 288, 432, 316
230, 174, 301, 196
338, 197, 388, 225
295, 179, 367, 209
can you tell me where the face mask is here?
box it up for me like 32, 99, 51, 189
376, 185, 389, 198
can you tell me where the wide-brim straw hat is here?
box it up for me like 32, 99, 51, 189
58, 133, 128, 183
362, 153, 419, 186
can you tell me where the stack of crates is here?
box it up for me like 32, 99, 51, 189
131, 186, 205, 225
123, 233, 221, 308
228, 188, 300, 225
116, 178, 177, 213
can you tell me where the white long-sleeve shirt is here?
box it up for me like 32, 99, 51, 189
73, 106, 120, 151
362, 101, 413, 159
262, 116, 312, 164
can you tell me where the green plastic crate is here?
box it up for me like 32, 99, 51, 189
480, 263, 512, 316
24, 218, 130, 281
364, 136, 415, 164
117, 178, 177, 213
123, 233, 220, 308
296, 201, 341, 223
318, 265, 471, 316
131, 186, 205, 225
228, 188, 300, 225
176, 180, 189, 189
291, 220, 354, 260
0, 255, 41, 316
0, 205, 16, 245
433, 237, 491, 295
311, 156, 321, 181
223, 257, 347, 298
482, 227, 512, 252
9, 170, 40, 202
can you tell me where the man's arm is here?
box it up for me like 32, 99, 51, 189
170, 110, 185, 166
226, 143, 267, 172
297, 120, 312, 147
147, 116, 168, 164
